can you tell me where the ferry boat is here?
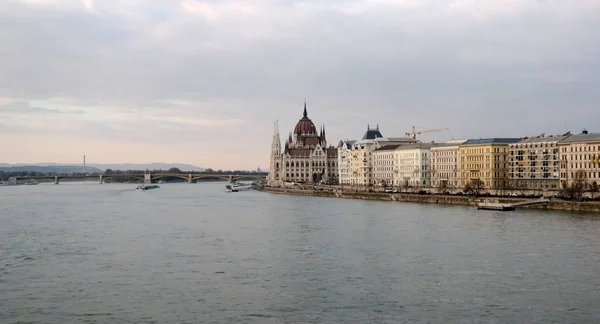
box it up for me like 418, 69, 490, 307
225, 184, 238, 192
136, 184, 160, 191
229, 180, 252, 191
0, 177, 19, 186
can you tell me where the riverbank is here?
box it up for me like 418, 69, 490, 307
263, 187, 600, 213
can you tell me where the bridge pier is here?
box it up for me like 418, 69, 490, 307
144, 173, 151, 184
228, 175, 233, 183
188, 174, 193, 183
99, 174, 103, 184
54, 176, 59, 185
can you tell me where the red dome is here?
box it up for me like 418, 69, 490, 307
293, 104, 317, 135
294, 117, 317, 135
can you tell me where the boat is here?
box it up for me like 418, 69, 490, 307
229, 180, 252, 191
225, 184, 238, 192
0, 177, 19, 186
136, 184, 160, 191
477, 199, 515, 211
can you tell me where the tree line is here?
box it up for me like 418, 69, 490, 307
0, 168, 267, 180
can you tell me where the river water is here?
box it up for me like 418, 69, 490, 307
1, 182, 599, 323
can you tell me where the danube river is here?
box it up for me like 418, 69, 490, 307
1, 182, 599, 323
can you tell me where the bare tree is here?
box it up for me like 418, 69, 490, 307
561, 170, 587, 200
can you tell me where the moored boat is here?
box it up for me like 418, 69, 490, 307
225, 184, 238, 192
136, 184, 160, 191
229, 180, 252, 191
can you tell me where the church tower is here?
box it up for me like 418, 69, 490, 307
268, 120, 282, 185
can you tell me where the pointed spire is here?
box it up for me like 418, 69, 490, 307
376, 124, 379, 131
367, 124, 370, 130
303, 98, 308, 118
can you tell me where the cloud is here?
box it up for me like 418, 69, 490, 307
1, 0, 599, 168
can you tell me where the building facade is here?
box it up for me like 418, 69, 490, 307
337, 140, 356, 185
508, 134, 566, 190
339, 125, 416, 186
267, 103, 338, 186
394, 143, 433, 189
430, 140, 466, 190
558, 131, 600, 190
458, 138, 521, 190
372, 144, 401, 186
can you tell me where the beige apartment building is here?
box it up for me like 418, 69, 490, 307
558, 131, 600, 190
458, 138, 521, 190
508, 134, 566, 190
431, 140, 466, 190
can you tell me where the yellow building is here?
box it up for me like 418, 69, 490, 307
458, 138, 521, 190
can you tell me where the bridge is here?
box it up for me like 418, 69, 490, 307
14, 173, 267, 184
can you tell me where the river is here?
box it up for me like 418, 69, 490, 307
1, 182, 599, 323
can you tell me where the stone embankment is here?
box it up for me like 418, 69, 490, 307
263, 187, 600, 213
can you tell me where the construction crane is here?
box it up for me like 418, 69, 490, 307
405, 126, 449, 140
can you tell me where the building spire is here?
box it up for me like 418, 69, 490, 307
303, 99, 307, 118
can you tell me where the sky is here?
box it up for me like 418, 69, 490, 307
1, 0, 599, 170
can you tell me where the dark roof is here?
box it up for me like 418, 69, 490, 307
338, 140, 357, 149
462, 138, 522, 146
374, 144, 401, 152
513, 134, 570, 144
362, 125, 383, 140
559, 133, 600, 143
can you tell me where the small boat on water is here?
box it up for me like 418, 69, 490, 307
0, 177, 19, 186
136, 184, 160, 191
225, 184, 238, 192
229, 180, 252, 191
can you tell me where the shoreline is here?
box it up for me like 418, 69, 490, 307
262, 187, 600, 213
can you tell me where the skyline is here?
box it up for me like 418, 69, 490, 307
1, 0, 599, 169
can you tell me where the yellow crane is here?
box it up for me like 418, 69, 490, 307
405, 126, 449, 140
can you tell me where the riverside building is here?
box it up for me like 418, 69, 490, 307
508, 134, 567, 190
267, 103, 338, 186
338, 125, 416, 186
458, 138, 521, 190
430, 140, 467, 190
558, 130, 600, 190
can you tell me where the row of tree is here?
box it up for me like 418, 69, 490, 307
0, 168, 267, 180
103, 168, 267, 175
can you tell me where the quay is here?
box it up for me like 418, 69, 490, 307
477, 197, 550, 211
261, 186, 600, 214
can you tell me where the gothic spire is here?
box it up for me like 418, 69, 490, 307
303, 99, 307, 118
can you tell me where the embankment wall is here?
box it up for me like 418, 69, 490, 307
263, 187, 600, 213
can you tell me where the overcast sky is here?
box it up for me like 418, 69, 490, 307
1, 0, 599, 169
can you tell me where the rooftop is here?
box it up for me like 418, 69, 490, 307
559, 132, 600, 143
462, 138, 522, 146
512, 134, 571, 145
362, 124, 383, 140
373, 144, 402, 152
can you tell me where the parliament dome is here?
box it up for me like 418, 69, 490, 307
294, 104, 318, 135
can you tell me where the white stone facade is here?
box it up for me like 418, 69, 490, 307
430, 141, 465, 189
395, 144, 432, 189
268, 104, 338, 186
337, 125, 416, 186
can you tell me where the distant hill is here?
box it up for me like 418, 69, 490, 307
0, 165, 103, 173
